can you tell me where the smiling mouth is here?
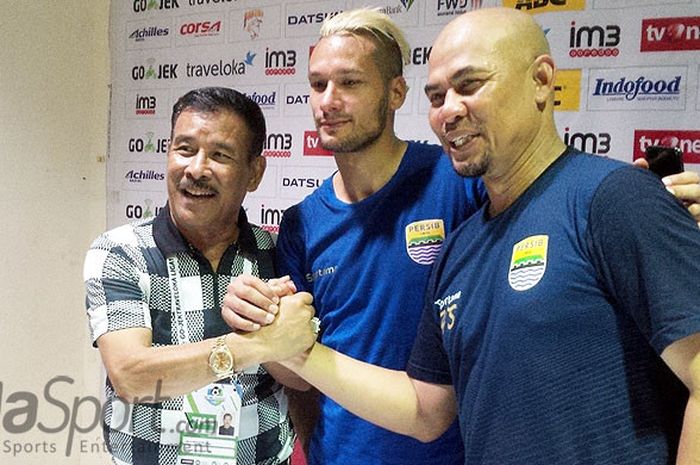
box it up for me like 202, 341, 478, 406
182, 188, 216, 199
449, 134, 477, 149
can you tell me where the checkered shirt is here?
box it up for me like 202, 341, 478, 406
84, 205, 293, 465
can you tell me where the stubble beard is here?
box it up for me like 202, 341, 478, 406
319, 94, 389, 154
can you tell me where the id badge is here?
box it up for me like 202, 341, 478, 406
177, 382, 243, 465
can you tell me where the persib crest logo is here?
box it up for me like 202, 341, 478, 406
405, 220, 445, 265
508, 235, 548, 291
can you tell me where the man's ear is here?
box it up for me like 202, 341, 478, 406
247, 155, 266, 192
532, 54, 556, 106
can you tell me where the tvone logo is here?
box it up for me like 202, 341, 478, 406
180, 20, 221, 37
563, 127, 611, 155
263, 133, 292, 158
303, 131, 333, 156
569, 22, 621, 58
265, 48, 296, 76
634, 130, 700, 163
641, 17, 700, 52
133, 0, 179, 13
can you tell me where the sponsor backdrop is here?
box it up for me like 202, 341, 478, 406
109, 0, 700, 233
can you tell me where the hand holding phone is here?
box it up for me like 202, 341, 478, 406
644, 145, 684, 178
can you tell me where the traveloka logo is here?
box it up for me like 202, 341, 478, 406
244, 9, 264, 39
641, 16, 700, 52
129, 26, 169, 42
569, 21, 621, 57
405, 220, 446, 265
188, 0, 237, 6
133, 0, 180, 13
592, 75, 681, 101
505, 0, 585, 12
508, 235, 548, 291
186, 56, 247, 77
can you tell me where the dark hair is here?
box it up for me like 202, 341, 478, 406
223, 413, 232, 420
171, 87, 266, 159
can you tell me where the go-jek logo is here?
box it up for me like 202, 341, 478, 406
641, 17, 700, 52
133, 0, 179, 13
131, 58, 178, 80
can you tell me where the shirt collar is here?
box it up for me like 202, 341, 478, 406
153, 202, 258, 258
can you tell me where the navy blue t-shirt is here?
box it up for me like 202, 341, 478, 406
409, 150, 700, 464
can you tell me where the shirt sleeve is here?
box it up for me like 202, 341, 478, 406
406, 253, 454, 385
275, 205, 311, 293
588, 166, 700, 354
83, 228, 151, 346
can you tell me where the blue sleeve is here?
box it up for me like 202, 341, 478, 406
406, 251, 453, 385
588, 166, 700, 354
275, 205, 311, 293
464, 176, 488, 212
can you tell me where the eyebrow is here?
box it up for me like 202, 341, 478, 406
171, 135, 238, 154
424, 65, 485, 95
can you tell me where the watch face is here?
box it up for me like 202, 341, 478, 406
211, 348, 233, 373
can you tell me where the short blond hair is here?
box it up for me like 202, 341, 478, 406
320, 8, 410, 80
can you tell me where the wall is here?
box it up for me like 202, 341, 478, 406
0, 1, 111, 464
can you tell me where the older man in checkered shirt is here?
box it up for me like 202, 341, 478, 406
84, 87, 317, 465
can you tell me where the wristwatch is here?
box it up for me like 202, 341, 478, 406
209, 335, 235, 379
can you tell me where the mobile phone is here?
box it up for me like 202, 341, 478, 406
644, 145, 684, 178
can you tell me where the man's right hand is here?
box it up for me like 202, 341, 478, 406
222, 275, 297, 331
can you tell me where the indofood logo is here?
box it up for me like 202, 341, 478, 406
244, 91, 277, 111
569, 21, 621, 57
592, 75, 681, 101
129, 26, 169, 42
244, 9, 264, 39
641, 16, 700, 52
186, 56, 247, 77
133, 0, 179, 13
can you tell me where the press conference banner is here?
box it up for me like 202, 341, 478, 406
108, 0, 700, 231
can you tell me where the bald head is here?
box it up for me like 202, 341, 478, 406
434, 7, 550, 69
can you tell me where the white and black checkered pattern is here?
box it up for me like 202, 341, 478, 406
84, 205, 293, 465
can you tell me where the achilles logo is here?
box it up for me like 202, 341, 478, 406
633, 130, 700, 164
125, 170, 165, 183
641, 17, 700, 52
303, 131, 333, 156
129, 26, 169, 42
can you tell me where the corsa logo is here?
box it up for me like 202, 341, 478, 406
303, 131, 333, 156
641, 17, 700, 52
553, 69, 581, 111
633, 130, 700, 164
504, 0, 585, 13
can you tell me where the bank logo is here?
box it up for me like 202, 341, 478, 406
244, 9, 264, 39
405, 220, 446, 265
303, 131, 333, 156
131, 59, 178, 80
265, 48, 296, 76
186, 56, 247, 77
400, 0, 415, 9
563, 127, 611, 155
633, 130, 700, 164
554, 69, 581, 111
641, 16, 700, 52
509, 235, 548, 291
505, 0, 585, 12
569, 21, 621, 58
587, 67, 686, 111
129, 26, 169, 42
263, 132, 293, 158
133, 0, 179, 13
